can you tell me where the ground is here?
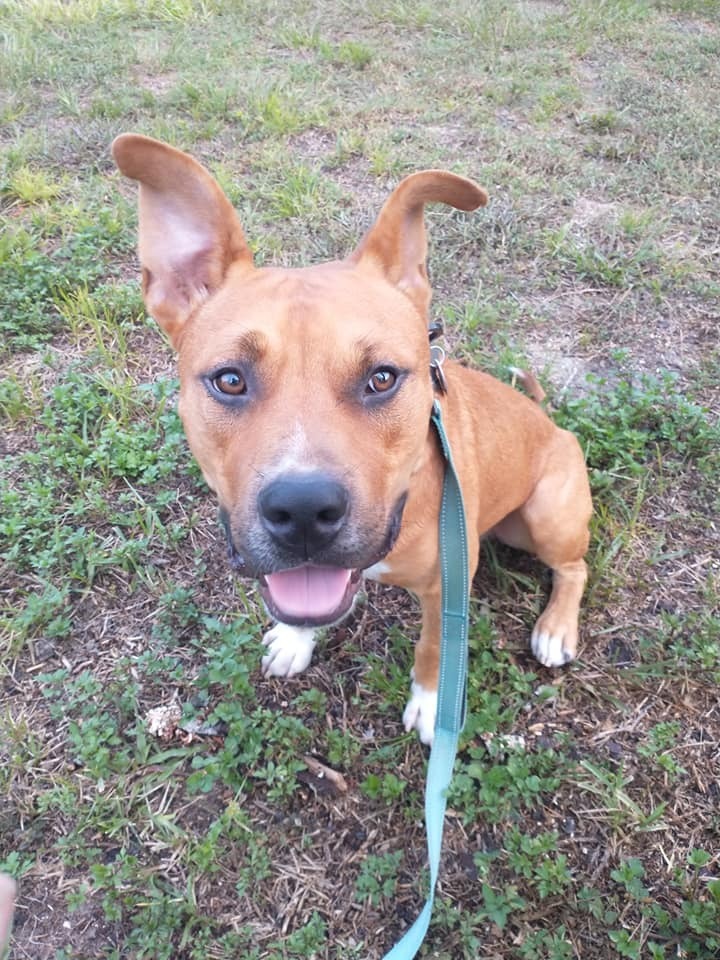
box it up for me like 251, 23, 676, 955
1, 1, 719, 959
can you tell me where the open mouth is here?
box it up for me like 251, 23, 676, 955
259, 565, 363, 627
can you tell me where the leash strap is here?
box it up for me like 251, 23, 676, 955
382, 399, 469, 959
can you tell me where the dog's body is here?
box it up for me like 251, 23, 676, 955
113, 134, 592, 744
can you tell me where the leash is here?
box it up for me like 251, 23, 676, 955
381, 397, 470, 959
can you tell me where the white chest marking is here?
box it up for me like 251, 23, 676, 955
363, 561, 391, 581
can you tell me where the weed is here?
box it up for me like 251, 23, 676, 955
57, 283, 141, 363
636, 721, 686, 782
325, 40, 373, 70
269, 165, 328, 219
185, 801, 254, 873
286, 30, 373, 70
283, 913, 328, 954
3, 166, 63, 204
0, 851, 34, 879
368, 142, 406, 178
0, 373, 38, 422
609, 928, 641, 959
355, 850, 403, 906
655, 609, 720, 678
516, 927, 574, 960
324, 727, 362, 768
292, 687, 328, 717
181, 619, 315, 801
479, 882, 527, 930
430, 898, 484, 957
576, 109, 622, 134
505, 828, 574, 898
10, 583, 71, 642
543, 223, 664, 289
360, 771, 406, 804
452, 741, 564, 825
0, 213, 131, 352
575, 759, 668, 832
248, 88, 324, 139
556, 372, 720, 496
611, 857, 650, 901
0, 368, 192, 645
235, 834, 273, 897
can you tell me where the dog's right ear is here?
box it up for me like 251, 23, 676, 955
112, 133, 253, 348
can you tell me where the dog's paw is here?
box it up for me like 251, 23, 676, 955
402, 681, 437, 746
531, 617, 577, 668
261, 623, 317, 677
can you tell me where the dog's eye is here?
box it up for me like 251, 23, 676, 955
212, 370, 247, 396
366, 369, 397, 395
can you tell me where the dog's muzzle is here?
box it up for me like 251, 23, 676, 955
254, 472, 354, 623
220, 481, 407, 627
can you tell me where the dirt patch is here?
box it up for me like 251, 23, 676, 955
12, 877, 121, 960
135, 71, 179, 96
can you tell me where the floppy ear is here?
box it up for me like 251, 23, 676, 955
349, 170, 488, 316
112, 133, 253, 348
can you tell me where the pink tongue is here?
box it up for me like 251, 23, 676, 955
265, 566, 352, 619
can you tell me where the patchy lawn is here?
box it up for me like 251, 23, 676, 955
1, 1, 719, 958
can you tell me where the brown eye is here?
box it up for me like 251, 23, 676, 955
367, 369, 397, 395
213, 370, 246, 396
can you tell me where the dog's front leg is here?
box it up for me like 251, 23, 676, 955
261, 623, 317, 677
402, 590, 441, 745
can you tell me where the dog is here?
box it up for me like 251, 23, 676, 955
112, 134, 592, 745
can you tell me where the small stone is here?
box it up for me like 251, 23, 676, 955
605, 638, 634, 667
652, 598, 677, 615
33, 638, 57, 662
561, 817, 576, 836
145, 703, 181, 739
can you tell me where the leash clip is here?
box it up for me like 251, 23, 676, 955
430, 344, 448, 395
428, 319, 444, 343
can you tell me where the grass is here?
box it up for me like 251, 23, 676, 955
1, 0, 719, 958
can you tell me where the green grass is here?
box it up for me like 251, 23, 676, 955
1, 0, 719, 958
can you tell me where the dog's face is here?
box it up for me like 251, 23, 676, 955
113, 134, 487, 624
176, 262, 434, 621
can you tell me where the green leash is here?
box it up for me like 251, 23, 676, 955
382, 399, 470, 959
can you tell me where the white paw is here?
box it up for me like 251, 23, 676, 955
402, 681, 437, 746
261, 623, 317, 677
531, 625, 575, 668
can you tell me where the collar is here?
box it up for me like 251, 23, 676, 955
429, 321, 448, 394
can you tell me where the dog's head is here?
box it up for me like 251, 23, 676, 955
113, 134, 486, 625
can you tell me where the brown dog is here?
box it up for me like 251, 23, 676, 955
113, 134, 592, 744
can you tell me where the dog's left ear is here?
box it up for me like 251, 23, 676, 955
349, 170, 487, 315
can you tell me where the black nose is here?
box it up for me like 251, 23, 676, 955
258, 474, 350, 557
